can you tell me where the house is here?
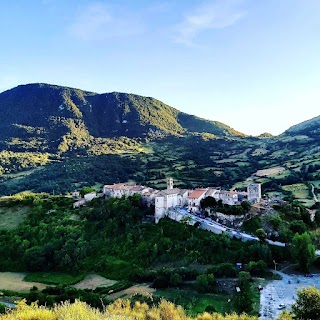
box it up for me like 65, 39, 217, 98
155, 188, 181, 223
187, 189, 208, 212
103, 183, 151, 198
73, 199, 86, 209
72, 191, 80, 198
103, 183, 126, 197
216, 190, 239, 205
84, 192, 97, 202
128, 185, 149, 196
141, 188, 159, 207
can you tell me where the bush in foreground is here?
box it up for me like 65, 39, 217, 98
0, 299, 260, 320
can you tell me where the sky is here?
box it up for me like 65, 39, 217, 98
0, 0, 320, 136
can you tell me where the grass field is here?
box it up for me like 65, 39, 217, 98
266, 191, 284, 198
236, 161, 251, 167
269, 170, 291, 180
0, 205, 30, 230
154, 289, 233, 316
282, 183, 315, 207
24, 272, 86, 286
252, 148, 268, 156
282, 183, 310, 199
254, 167, 285, 177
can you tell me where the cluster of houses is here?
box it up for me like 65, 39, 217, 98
73, 178, 261, 223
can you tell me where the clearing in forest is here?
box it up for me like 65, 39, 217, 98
254, 167, 285, 177
0, 205, 30, 230
0, 272, 47, 292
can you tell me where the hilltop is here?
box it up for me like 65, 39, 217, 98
284, 115, 320, 137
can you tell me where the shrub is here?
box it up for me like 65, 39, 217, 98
196, 274, 216, 293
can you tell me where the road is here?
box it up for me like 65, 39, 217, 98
168, 208, 319, 255
311, 183, 319, 202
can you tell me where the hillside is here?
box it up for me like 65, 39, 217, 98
284, 115, 320, 137
0, 83, 319, 201
0, 83, 244, 154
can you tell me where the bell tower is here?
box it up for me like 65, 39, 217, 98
167, 177, 174, 190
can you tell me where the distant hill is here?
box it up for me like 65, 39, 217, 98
257, 132, 273, 138
0, 83, 245, 153
284, 115, 320, 137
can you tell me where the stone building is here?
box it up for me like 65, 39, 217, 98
247, 183, 262, 203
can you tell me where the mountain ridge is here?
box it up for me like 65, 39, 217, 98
0, 83, 246, 154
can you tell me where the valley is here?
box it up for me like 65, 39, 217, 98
0, 84, 319, 319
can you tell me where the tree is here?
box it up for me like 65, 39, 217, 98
169, 273, 182, 287
290, 232, 316, 272
278, 310, 294, 320
79, 186, 95, 197
289, 220, 307, 235
200, 196, 217, 209
241, 201, 251, 212
255, 228, 267, 241
234, 271, 254, 313
246, 260, 267, 276
292, 287, 320, 320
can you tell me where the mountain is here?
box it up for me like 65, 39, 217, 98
284, 115, 320, 137
1, 83, 320, 201
0, 83, 244, 153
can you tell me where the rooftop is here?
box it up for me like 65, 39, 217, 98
156, 188, 181, 196
104, 183, 126, 189
188, 189, 207, 199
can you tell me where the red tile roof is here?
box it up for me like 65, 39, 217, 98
188, 189, 207, 199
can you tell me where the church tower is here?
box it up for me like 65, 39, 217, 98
167, 177, 174, 190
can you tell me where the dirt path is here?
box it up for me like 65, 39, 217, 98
0, 272, 47, 292
72, 274, 117, 290
108, 283, 155, 300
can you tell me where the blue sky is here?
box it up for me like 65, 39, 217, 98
0, 0, 319, 135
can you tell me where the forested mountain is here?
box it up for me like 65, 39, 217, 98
0, 83, 319, 198
0, 83, 244, 154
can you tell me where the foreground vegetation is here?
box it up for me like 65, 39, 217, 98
0, 192, 317, 316
2, 285, 320, 320
0, 299, 259, 320
0, 193, 293, 315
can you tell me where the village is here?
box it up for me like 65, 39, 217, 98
73, 178, 262, 224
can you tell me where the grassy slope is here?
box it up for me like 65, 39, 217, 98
0, 205, 30, 230
154, 289, 233, 316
